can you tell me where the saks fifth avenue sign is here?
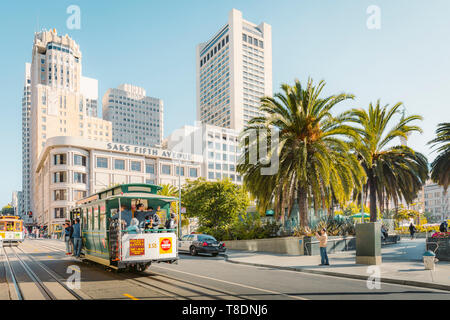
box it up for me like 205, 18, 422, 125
106, 143, 193, 161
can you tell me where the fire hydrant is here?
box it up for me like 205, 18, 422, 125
423, 250, 437, 271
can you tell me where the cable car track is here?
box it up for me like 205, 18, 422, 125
31, 240, 247, 300
3, 246, 84, 300
2, 247, 23, 300
14, 246, 84, 300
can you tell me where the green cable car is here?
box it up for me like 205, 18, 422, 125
69, 184, 179, 272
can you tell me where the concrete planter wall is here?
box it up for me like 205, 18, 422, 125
303, 236, 356, 256
426, 237, 450, 261
224, 237, 304, 255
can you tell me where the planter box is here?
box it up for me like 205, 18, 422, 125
303, 236, 356, 256
224, 237, 304, 255
426, 237, 450, 261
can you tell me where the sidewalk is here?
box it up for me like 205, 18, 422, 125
225, 239, 450, 292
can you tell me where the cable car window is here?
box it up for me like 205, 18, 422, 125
0, 222, 5, 231
6, 222, 14, 231
81, 209, 88, 229
100, 204, 106, 230
94, 206, 99, 230
88, 207, 92, 230
15, 222, 22, 232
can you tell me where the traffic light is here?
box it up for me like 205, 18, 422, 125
29, 211, 32, 217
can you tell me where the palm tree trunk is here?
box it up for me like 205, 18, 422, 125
298, 186, 309, 227
368, 171, 377, 222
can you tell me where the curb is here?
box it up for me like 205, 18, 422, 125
224, 254, 450, 292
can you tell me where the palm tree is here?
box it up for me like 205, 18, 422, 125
344, 101, 429, 222
158, 184, 179, 214
238, 79, 365, 228
158, 184, 179, 197
429, 123, 450, 192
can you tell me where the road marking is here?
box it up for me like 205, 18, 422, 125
47, 256, 53, 258
123, 294, 139, 300
152, 266, 309, 300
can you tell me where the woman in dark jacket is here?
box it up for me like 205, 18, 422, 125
409, 223, 416, 240
64, 222, 72, 255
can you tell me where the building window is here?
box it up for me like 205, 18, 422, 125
114, 159, 125, 170
131, 161, 142, 172
176, 166, 185, 176
74, 154, 87, 166
146, 164, 155, 174
54, 154, 67, 165
208, 172, 214, 179
96, 157, 108, 169
74, 172, 87, 184
54, 189, 67, 201
54, 208, 66, 219
53, 172, 67, 183
146, 179, 155, 185
162, 164, 171, 175
189, 168, 198, 178
74, 190, 87, 201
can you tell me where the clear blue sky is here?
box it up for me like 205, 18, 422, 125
0, 0, 449, 206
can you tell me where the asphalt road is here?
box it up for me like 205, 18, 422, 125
1, 239, 449, 300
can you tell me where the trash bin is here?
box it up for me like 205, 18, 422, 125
423, 250, 437, 271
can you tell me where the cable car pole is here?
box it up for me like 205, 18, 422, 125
178, 158, 182, 239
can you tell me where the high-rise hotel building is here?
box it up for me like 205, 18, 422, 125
26, 29, 112, 220
102, 84, 164, 147
196, 9, 272, 132
21, 63, 32, 217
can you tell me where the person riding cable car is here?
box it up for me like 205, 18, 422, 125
112, 205, 133, 226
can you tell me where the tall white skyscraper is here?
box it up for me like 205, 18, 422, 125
102, 84, 164, 147
21, 63, 32, 216
196, 8, 272, 132
26, 29, 112, 219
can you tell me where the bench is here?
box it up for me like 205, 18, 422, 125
381, 234, 400, 245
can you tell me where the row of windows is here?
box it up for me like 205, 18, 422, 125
53, 189, 87, 201
207, 142, 239, 153
54, 154, 87, 167
208, 162, 237, 172
107, 94, 159, 106
53, 172, 86, 184
242, 33, 264, 48
200, 35, 229, 67
208, 172, 241, 182
208, 152, 237, 162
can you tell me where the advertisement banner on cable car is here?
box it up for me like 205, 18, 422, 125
121, 233, 177, 262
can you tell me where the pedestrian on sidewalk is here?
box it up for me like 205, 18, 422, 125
409, 222, 416, 240
72, 218, 82, 258
316, 228, 329, 266
64, 221, 72, 255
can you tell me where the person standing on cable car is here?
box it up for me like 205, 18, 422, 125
134, 204, 148, 225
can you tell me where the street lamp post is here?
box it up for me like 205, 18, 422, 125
178, 158, 182, 239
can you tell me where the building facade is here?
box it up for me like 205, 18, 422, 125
164, 123, 243, 184
34, 136, 203, 234
21, 63, 32, 215
424, 182, 449, 221
196, 8, 272, 132
27, 29, 113, 216
102, 84, 164, 147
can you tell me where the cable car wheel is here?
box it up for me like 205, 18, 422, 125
129, 263, 150, 273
